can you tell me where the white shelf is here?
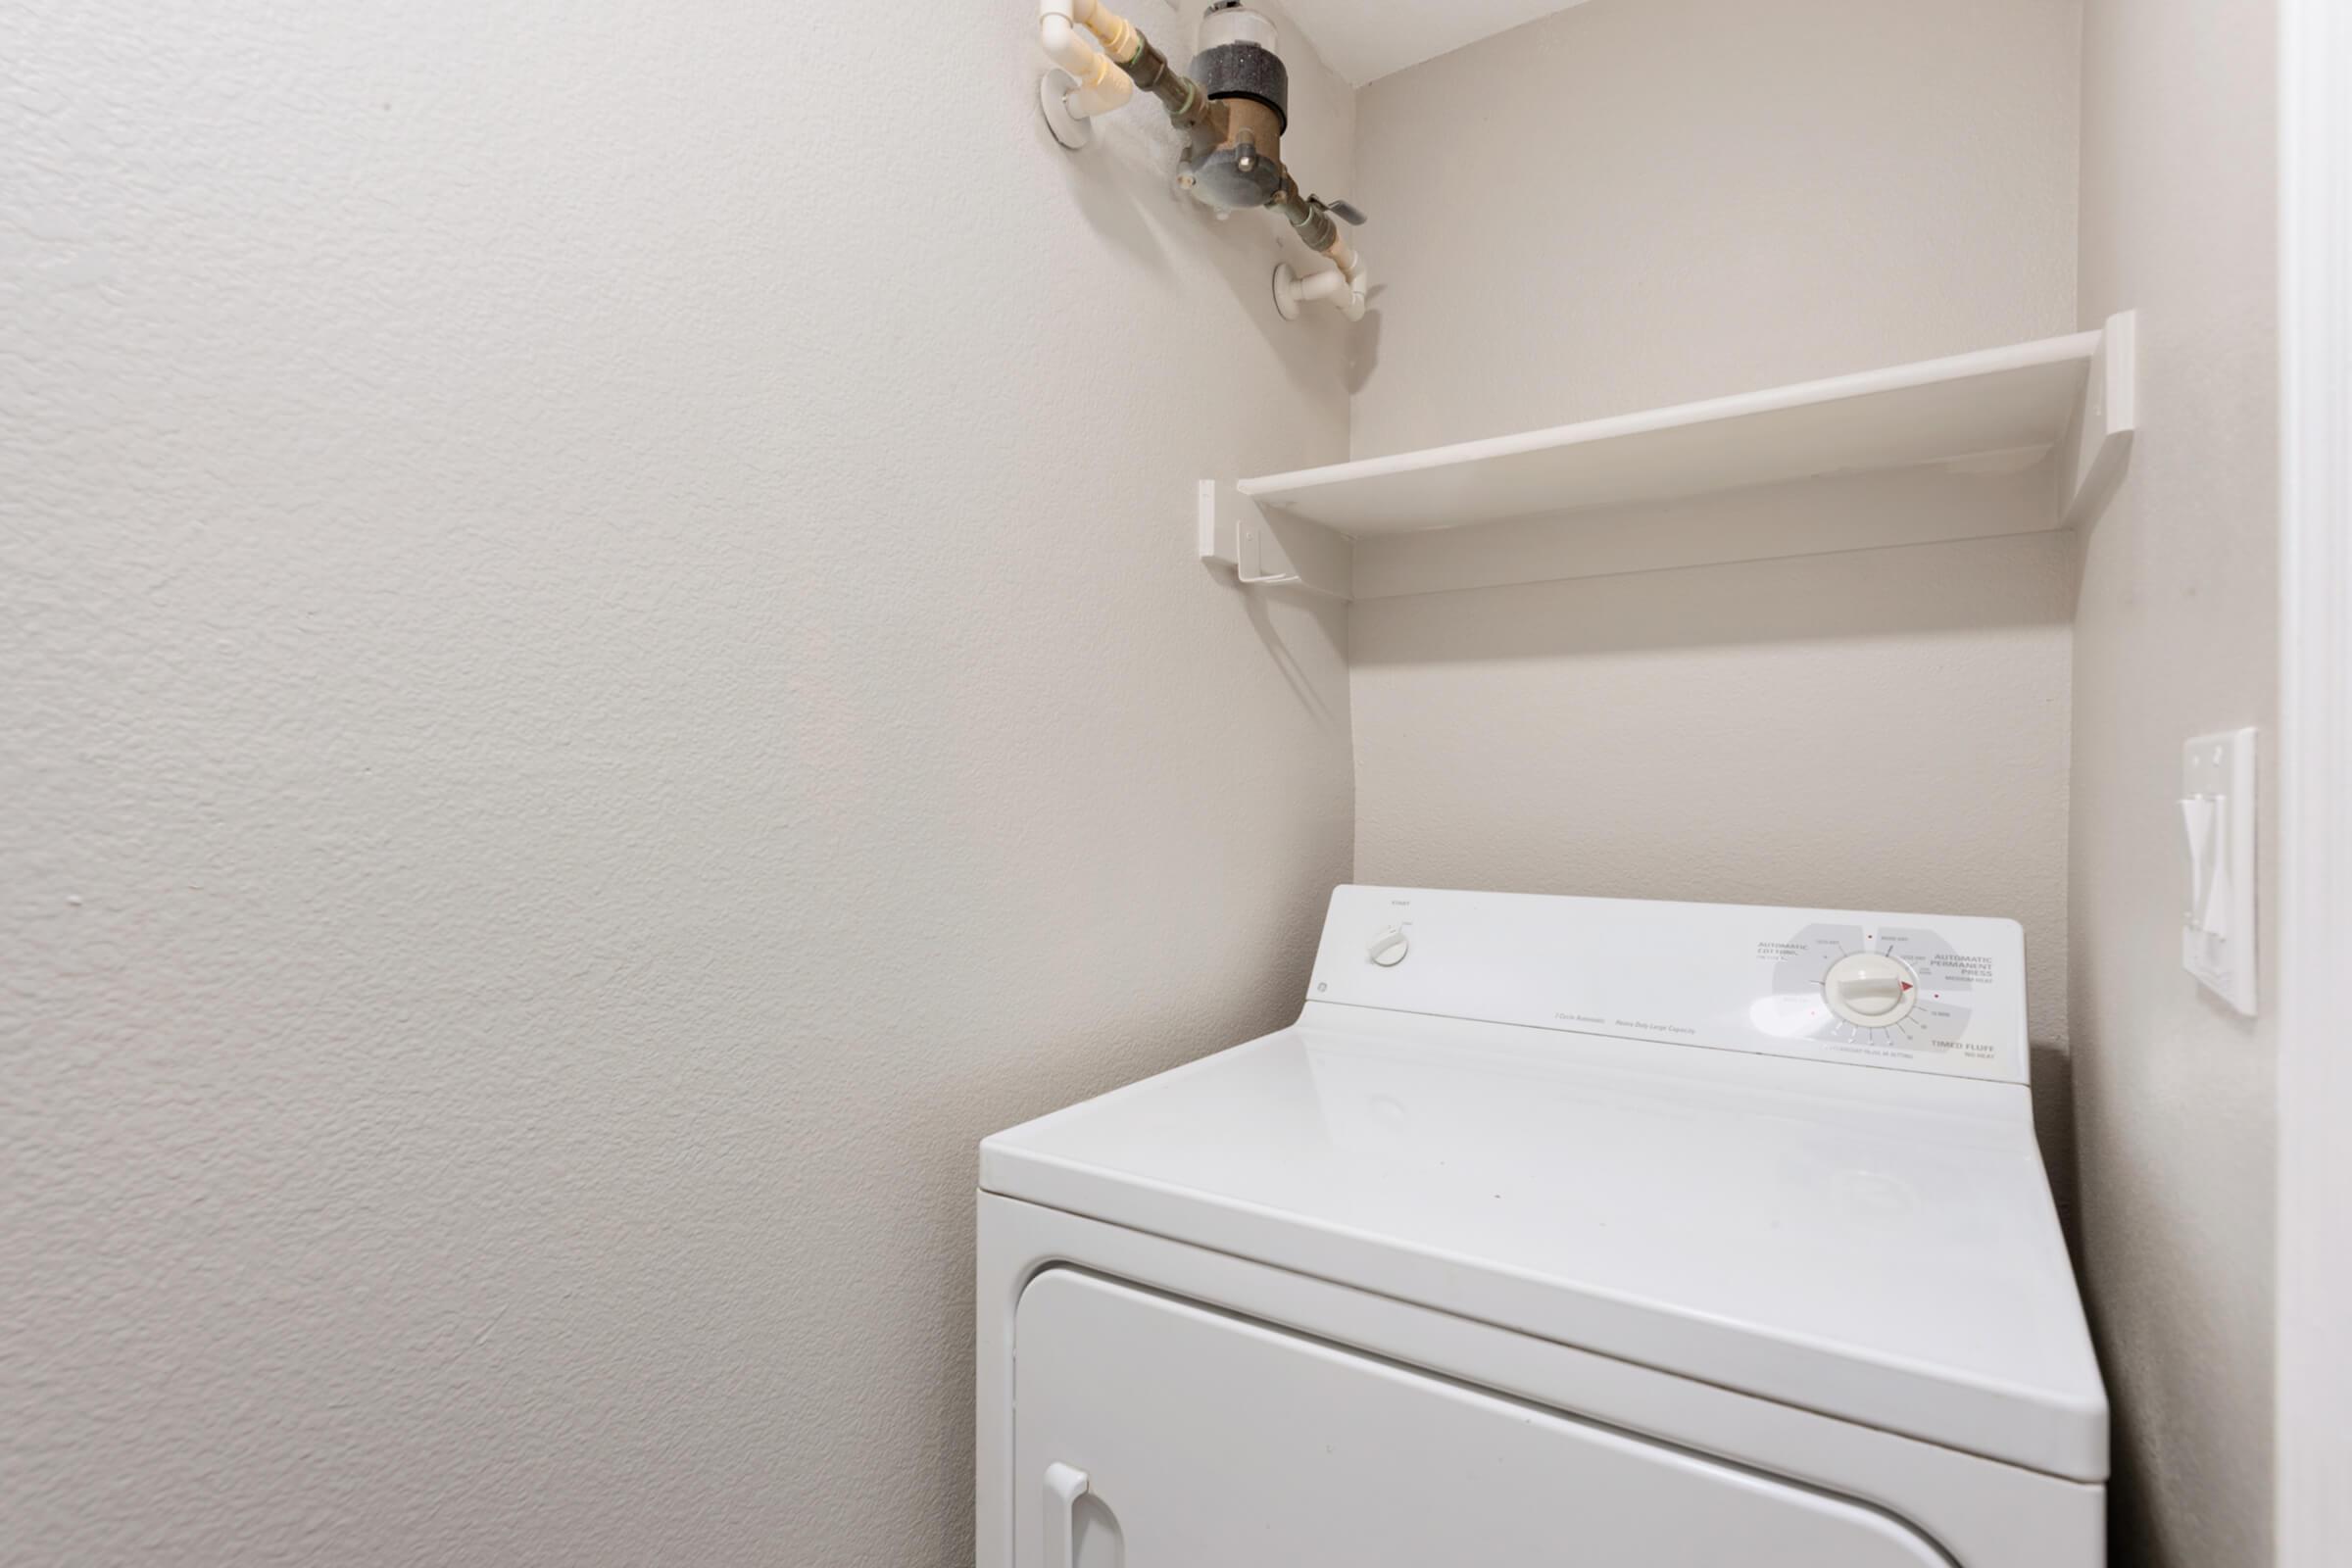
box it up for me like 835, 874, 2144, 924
1240, 326, 2115, 538
1200, 314, 2134, 601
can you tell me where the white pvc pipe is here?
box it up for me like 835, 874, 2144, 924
1277, 262, 1370, 322
1039, 12, 1092, 75
1293, 270, 1347, 304
1039, 0, 1133, 119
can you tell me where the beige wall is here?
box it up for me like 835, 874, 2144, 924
1351, 527, 2076, 1018
1347, 0, 2085, 1174
2071, 0, 2280, 1560
3, 1, 2287, 1562
0, 3, 1354, 1563
1349, 0, 2082, 457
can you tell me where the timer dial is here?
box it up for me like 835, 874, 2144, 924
1822, 952, 1920, 1028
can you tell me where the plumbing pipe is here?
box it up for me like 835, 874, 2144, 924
1091, 6, 1216, 134
1041, 0, 1223, 138
1039, 0, 1133, 122
1272, 260, 1368, 322
1071, 0, 1142, 67
1264, 171, 1364, 314
1034, 0, 1369, 322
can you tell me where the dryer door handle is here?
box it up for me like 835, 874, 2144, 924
1042, 1462, 1090, 1568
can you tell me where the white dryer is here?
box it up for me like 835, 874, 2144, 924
976, 885, 2107, 1567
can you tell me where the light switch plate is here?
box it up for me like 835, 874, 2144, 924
2180, 726, 2258, 1014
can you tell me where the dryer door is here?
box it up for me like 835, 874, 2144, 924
1013, 1269, 1952, 1568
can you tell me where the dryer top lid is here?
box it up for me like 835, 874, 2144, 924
983, 1009, 2105, 1481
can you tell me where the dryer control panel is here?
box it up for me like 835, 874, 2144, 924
1307, 885, 2030, 1084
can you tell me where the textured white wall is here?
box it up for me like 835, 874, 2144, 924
2070, 0, 2280, 1561
0, 4, 1355, 1564
1346, 0, 2083, 1166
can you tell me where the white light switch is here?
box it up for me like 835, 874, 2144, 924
2180, 727, 2257, 1014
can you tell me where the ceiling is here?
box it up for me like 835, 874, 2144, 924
1273, 0, 1593, 85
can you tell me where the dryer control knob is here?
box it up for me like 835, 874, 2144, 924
1367, 926, 1410, 966
1823, 952, 1919, 1027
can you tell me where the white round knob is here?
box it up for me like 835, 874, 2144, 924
1367, 926, 1410, 967
1823, 952, 1918, 1027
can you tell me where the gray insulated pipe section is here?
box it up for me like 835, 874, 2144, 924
1190, 38, 1287, 129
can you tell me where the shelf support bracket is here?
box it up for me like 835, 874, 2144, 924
1199, 478, 1352, 601
2062, 309, 2138, 526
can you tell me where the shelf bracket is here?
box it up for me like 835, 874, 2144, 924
1199, 478, 1352, 601
2062, 309, 2138, 526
